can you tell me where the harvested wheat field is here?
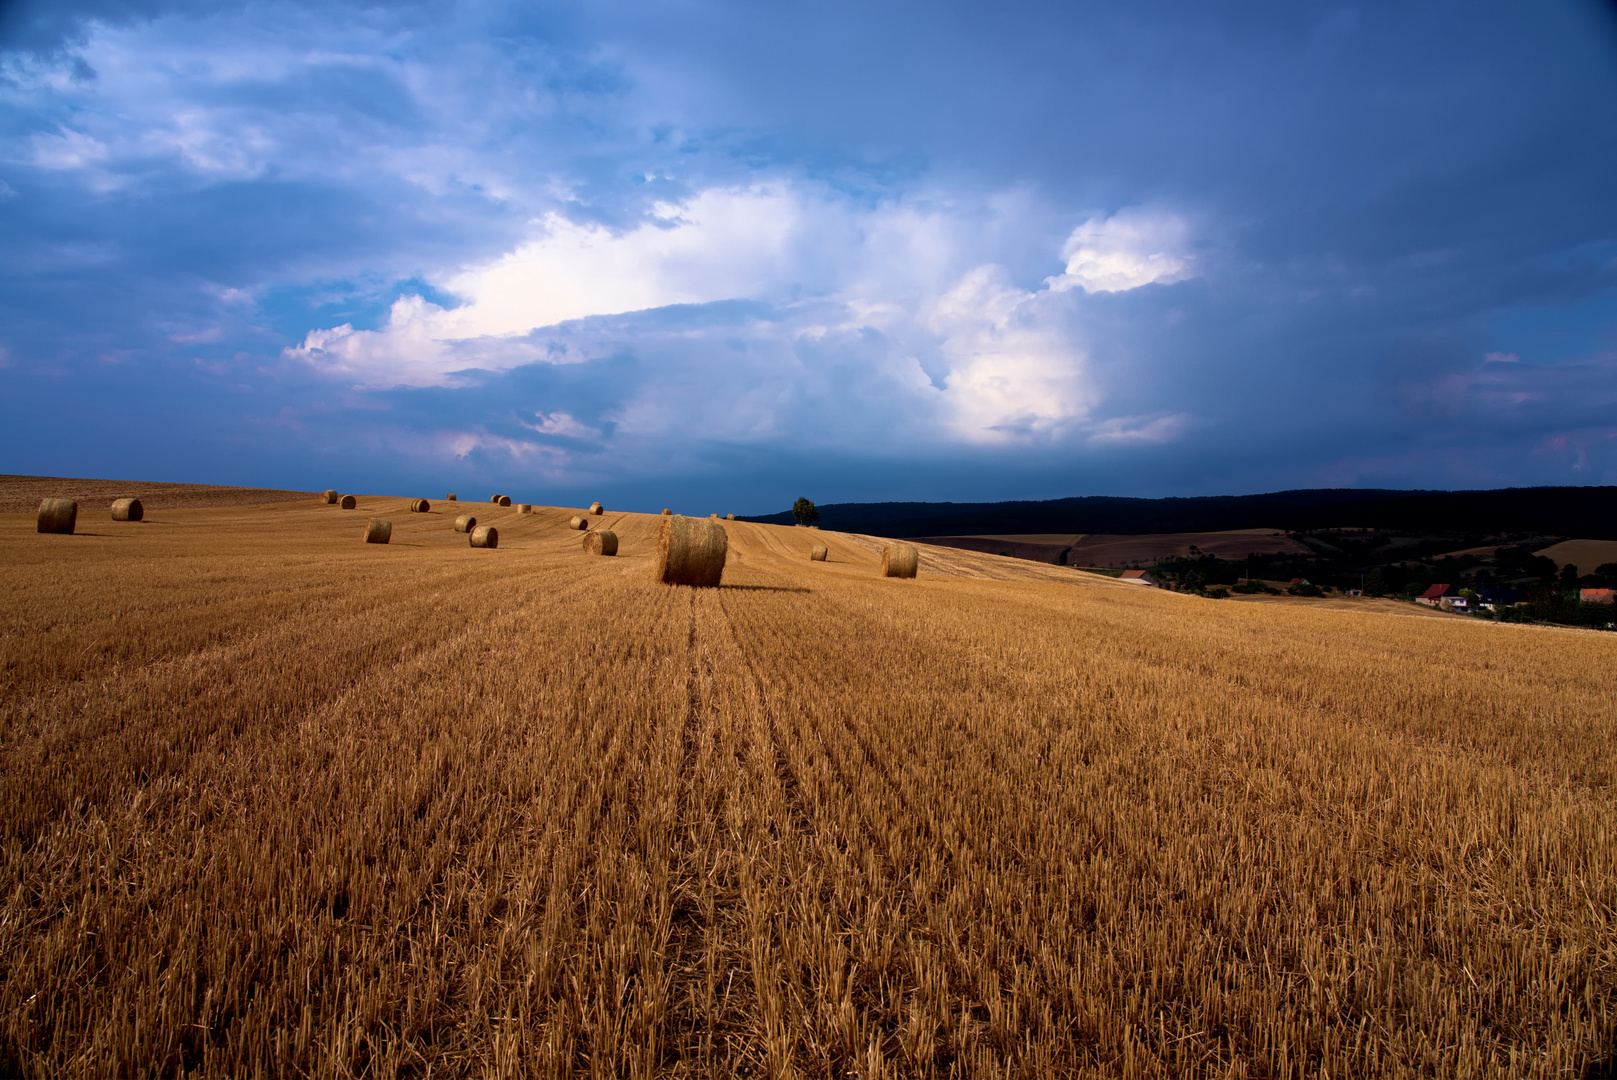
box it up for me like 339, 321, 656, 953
1, 492, 1614, 1079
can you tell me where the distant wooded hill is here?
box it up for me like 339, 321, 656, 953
743, 487, 1617, 540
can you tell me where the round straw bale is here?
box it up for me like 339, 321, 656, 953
516, 503, 532, 514
322, 489, 338, 504
410, 498, 431, 513
498, 495, 512, 507
447, 493, 457, 501
340, 495, 357, 509
364, 518, 392, 544
584, 529, 618, 556
589, 501, 603, 515
489, 495, 499, 503
654, 514, 727, 587
470, 525, 498, 548
454, 514, 477, 533
569, 515, 587, 530
661, 508, 672, 515
810, 543, 828, 562
726, 513, 735, 520
111, 498, 144, 522
36, 499, 77, 535
882, 542, 919, 579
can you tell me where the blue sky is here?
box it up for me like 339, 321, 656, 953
3, 0, 1616, 512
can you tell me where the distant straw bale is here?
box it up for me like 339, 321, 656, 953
655, 514, 727, 587
36, 499, 77, 535
470, 525, 498, 548
447, 493, 457, 501
726, 513, 735, 520
589, 501, 603, 515
810, 544, 828, 562
661, 508, 672, 515
454, 514, 477, 533
364, 518, 392, 544
517, 504, 532, 514
321, 490, 338, 504
584, 529, 618, 556
882, 543, 919, 579
410, 498, 431, 513
489, 495, 499, 504
498, 496, 511, 507
340, 495, 357, 510
111, 498, 144, 522
569, 515, 587, 530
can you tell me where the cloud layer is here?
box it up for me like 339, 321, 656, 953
2, 0, 1616, 509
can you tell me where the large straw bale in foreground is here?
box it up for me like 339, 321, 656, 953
340, 495, 357, 510
882, 543, 919, 578
584, 530, 618, 556
454, 514, 477, 533
589, 501, 603, 515
569, 515, 587, 530
321, 489, 338, 504
655, 514, 727, 587
36, 499, 77, 535
111, 498, 144, 522
470, 525, 498, 548
810, 544, 828, 561
364, 518, 392, 544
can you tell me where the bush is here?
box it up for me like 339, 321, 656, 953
1206, 586, 1230, 599
1288, 582, 1325, 597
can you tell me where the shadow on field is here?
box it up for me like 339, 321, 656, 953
1585, 1051, 1616, 1079
721, 584, 811, 593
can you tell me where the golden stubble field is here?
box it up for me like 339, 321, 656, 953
1, 493, 1613, 1078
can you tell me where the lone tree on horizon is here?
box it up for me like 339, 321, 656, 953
792, 497, 820, 527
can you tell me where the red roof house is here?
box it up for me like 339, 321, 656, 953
1417, 584, 1454, 606
1119, 570, 1159, 587
1582, 588, 1615, 604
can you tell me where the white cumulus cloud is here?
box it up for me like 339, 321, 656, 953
287, 185, 1200, 450
1047, 208, 1194, 294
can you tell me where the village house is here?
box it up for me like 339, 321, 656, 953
1582, 588, 1615, 604
1417, 584, 1457, 607
1119, 570, 1159, 587
1478, 587, 1523, 611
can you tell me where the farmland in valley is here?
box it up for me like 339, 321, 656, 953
1, 485, 1614, 1078
915, 529, 1312, 567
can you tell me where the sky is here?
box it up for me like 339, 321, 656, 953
2, 0, 1617, 513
